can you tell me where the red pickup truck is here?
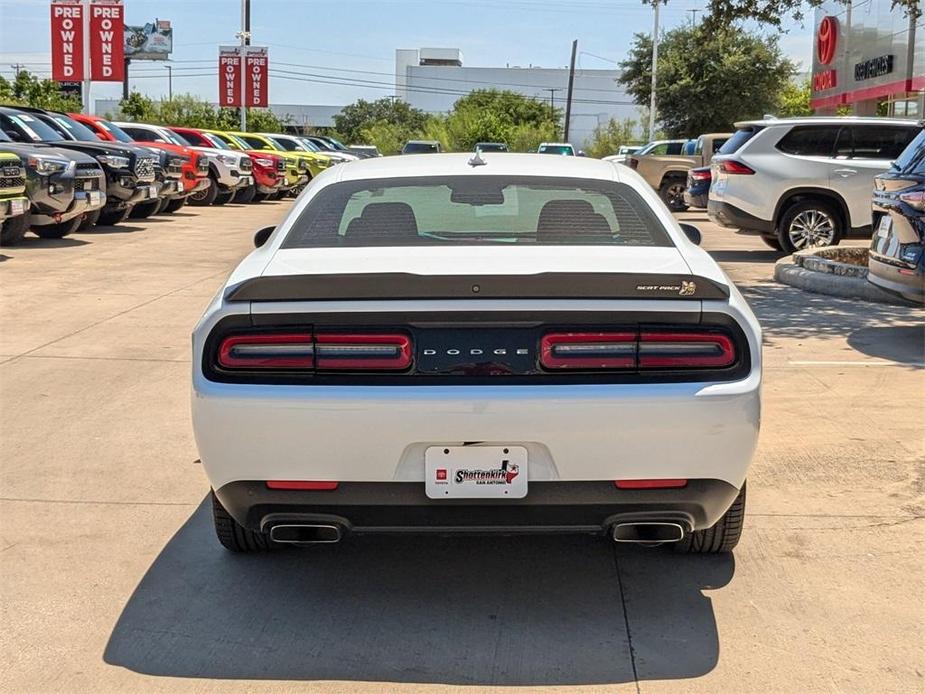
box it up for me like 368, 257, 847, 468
70, 113, 210, 214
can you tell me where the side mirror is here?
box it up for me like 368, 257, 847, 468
679, 223, 701, 245
254, 225, 275, 248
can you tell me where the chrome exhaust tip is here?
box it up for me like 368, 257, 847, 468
269, 523, 343, 544
612, 522, 686, 544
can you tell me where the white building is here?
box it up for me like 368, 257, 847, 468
395, 48, 641, 148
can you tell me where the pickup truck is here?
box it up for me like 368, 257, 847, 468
0, 151, 30, 245
629, 133, 731, 212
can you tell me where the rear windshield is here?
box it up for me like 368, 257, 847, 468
96, 119, 136, 143
892, 128, 925, 172
538, 144, 574, 155
718, 127, 760, 155
282, 176, 672, 249
403, 142, 440, 153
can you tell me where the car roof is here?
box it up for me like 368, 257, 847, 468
332, 152, 624, 183
538, 142, 573, 146
734, 116, 919, 128
405, 140, 439, 145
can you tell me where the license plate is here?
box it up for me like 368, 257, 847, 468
148, 185, 158, 199
425, 446, 528, 499
877, 214, 892, 237
88, 191, 102, 206
10, 199, 26, 215
82, 180, 94, 191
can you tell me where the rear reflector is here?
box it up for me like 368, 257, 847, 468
615, 479, 688, 489
540, 332, 636, 369
719, 160, 755, 175
638, 331, 735, 368
217, 332, 412, 371
266, 481, 339, 490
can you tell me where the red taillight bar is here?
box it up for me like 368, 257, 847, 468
690, 170, 711, 181
638, 332, 735, 368
217, 332, 412, 371
315, 333, 412, 370
266, 481, 339, 490
615, 479, 688, 489
540, 332, 636, 370
719, 160, 755, 175
218, 333, 314, 369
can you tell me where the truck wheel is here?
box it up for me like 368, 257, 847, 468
33, 216, 82, 239
659, 177, 689, 212
211, 490, 277, 553
77, 210, 101, 231
163, 197, 186, 213
0, 215, 29, 246
213, 190, 235, 205
234, 184, 257, 203
760, 234, 783, 251
252, 192, 268, 203
674, 482, 746, 554
188, 177, 218, 206
130, 199, 161, 219
97, 206, 131, 227
777, 200, 842, 253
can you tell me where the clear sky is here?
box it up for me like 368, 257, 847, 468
0, 0, 814, 106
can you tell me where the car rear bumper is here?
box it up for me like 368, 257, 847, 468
684, 191, 708, 208
707, 200, 774, 233
868, 255, 925, 303
214, 479, 742, 534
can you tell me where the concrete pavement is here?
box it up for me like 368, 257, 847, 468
0, 202, 922, 693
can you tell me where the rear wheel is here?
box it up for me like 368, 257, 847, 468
234, 184, 256, 203
252, 192, 269, 203
97, 206, 131, 227
760, 233, 783, 251
211, 490, 277, 553
777, 200, 842, 253
33, 216, 81, 239
188, 177, 218, 206
77, 209, 101, 231
659, 177, 689, 212
213, 190, 235, 205
0, 215, 29, 246
130, 199, 160, 219
163, 196, 186, 214
674, 482, 746, 554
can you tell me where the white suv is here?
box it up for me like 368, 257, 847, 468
708, 117, 921, 252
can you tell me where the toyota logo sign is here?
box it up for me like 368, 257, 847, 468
817, 16, 838, 65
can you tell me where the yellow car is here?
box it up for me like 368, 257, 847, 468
206, 130, 306, 191
231, 131, 333, 180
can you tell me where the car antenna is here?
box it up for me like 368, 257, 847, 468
468, 151, 487, 167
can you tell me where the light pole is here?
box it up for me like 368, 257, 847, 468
647, 0, 661, 142
236, 0, 251, 131
165, 64, 172, 100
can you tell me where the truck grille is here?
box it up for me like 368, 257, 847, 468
134, 157, 156, 181
75, 175, 100, 191
0, 163, 25, 189
276, 159, 286, 172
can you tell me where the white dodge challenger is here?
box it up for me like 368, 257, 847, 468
192, 153, 761, 554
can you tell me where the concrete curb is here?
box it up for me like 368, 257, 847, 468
774, 257, 917, 306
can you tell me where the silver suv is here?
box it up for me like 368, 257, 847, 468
708, 117, 921, 252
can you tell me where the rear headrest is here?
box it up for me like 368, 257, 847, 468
536, 199, 613, 243
345, 202, 419, 243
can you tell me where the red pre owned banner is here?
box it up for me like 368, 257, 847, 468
246, 49, 268, 107
50, 0, 85, 81
219, 49, 242, 107
89, 0, 124, 81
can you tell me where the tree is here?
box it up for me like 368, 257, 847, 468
777, 78, 813, 117
693, 0, 918, 29
0, 71, 82, 112
584, 118, 640, 158
439, 89, 560, 151
334, 98, 427, 144
619, 25, 795, 137
358, 120, 422, 155
116, 91, 287, 132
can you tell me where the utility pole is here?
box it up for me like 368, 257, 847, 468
647, 0, 660, 142
10, 63, 25, 79
81, 0, 91, 114
165, 64, 172, 99
122, 58, 130, 100
564, 39, 578, 142
544, 87, 562, 128
687, 8, 699, 26
236, 0, 251, 131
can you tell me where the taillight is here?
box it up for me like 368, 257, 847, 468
216, 332, 412, 371
540, 332, 635, 369
719, 160, 755, 175
690, 170, 711, 181
638, 331, 735, 368
899, 190, 925, 211
539, 330, 736, 371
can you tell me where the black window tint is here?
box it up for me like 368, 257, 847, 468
776, 126, 840, 157
718, 127, 759, 155
849, 126, 920, 160
833, 127, 852, 158
665, 142, 684, 155
171, 130, 198, 146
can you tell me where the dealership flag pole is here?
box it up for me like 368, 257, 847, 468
237, 0, 250, 131
81, 0, 91, 113
647, 0, 659, 141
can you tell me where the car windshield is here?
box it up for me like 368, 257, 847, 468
1, 112, 66, 142
46, 114, 101, 142
891, 129, 925, 171
240, 135, 273, 150
269, 136, 303, 152
95, 119, 136, 143
325, 136, 349, 151
157, 129, 187, 147
718, 127, 761, 155
476, 143, 508, 152
309, 138, 336, 151
403, 142, 439, 153
298, 138, 323, 152
538, 144, 573, 155
201, 133, 232, 149
282, 176, 672, 249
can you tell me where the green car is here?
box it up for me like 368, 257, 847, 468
0, 151, 30, 246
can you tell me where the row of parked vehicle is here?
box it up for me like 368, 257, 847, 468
0, 104, 377, 246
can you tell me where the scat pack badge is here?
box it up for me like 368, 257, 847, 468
679, 280, 697, 296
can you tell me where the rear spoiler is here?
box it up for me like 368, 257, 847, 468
226, 272, 730, 302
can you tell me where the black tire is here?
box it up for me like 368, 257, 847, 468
32, 216, 82, 239
77, 209, 101, 231
674, 482, 746, 554
252, 192, 269, 203
211, 490, 277, 553
130, 199, 161, 219
97, 206, 131, 227
760, 233, 783, 251
213, 190, 235, 205
163, 196, 186, 214
777, 199, 843, 253
0, 214, 29, 246
233, 184, 256, 203
659, 177, 689, 212
188, 177, 218, 206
